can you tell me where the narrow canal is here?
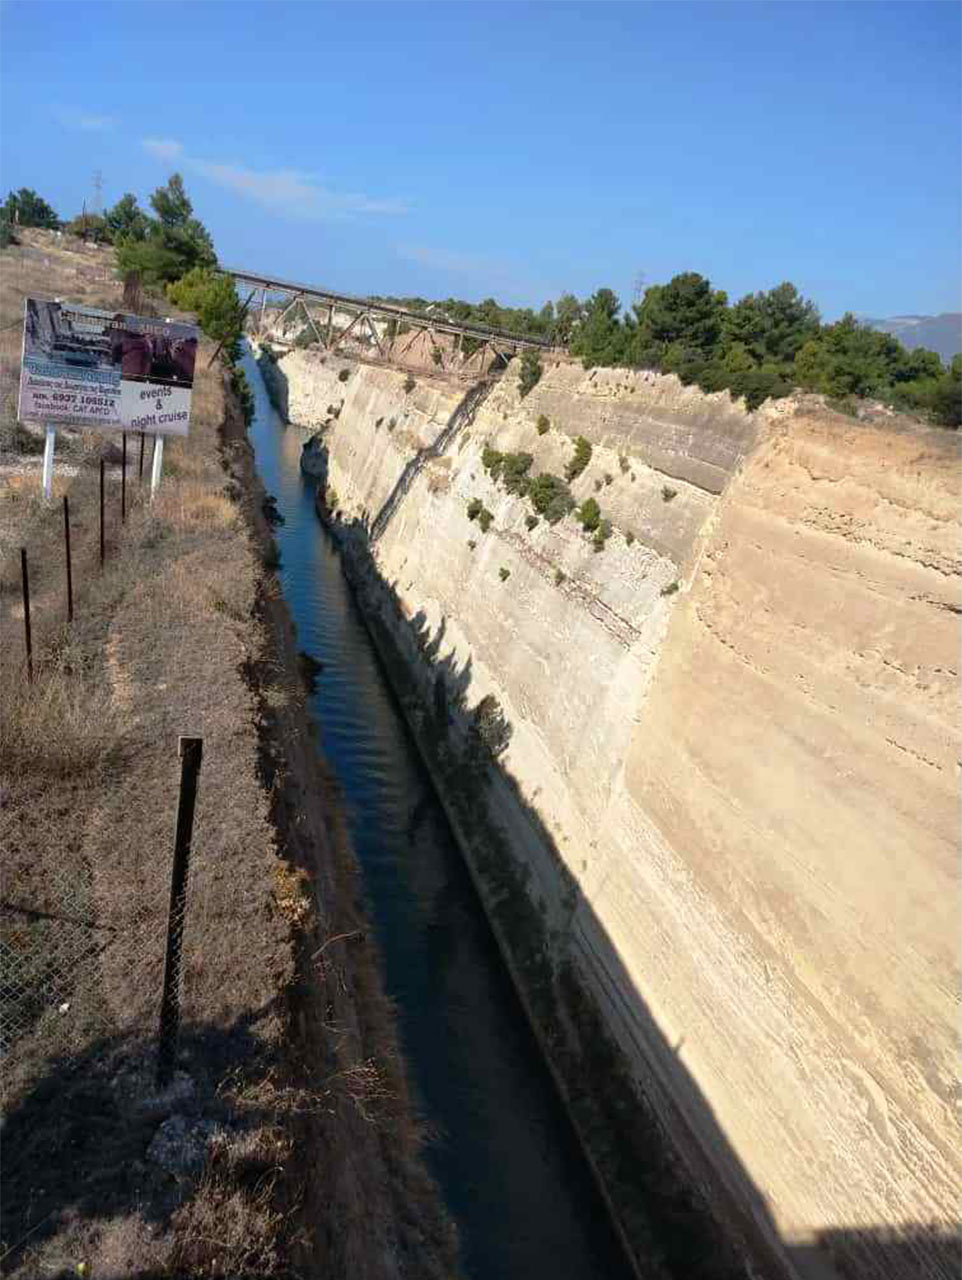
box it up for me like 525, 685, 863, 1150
244, 351, 631, 1279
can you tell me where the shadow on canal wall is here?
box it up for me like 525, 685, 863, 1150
294, 476, 959, 1280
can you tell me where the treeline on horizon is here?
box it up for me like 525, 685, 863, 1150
379, 280, 961, 427
3, 183, 958, 427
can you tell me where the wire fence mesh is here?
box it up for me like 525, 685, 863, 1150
1, 787, 174, 1097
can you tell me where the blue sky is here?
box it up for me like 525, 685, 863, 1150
1, 1, 959, 319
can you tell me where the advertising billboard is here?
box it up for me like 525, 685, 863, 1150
18, 299, 200, 435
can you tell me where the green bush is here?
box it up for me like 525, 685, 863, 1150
467, 497, 483, 521
2, 187, 59, 229
116, 174, 216, 286
501, 451, 534, 495
592, 519, 612, 552
625, 530, 635, 545
826, 395, 860, 418
499, 567, 511, 582
338, 367, 351, 382
528, 472, 575, 524
577, 496, 602, 532
604, 472, 614, 486
565, 435, 592, 481
619, 454, 630, 473
66, 212, 111, 244
481, 444, 503, 477
661, 485, 677, 502
229, 367, 254, 424
536, 414, 550, 435
478, 508, 493, 533
525, 513, 540, 531
167, 266, 246, 361
519, 350, 543, 398
554, 568, 566, 585
660, 580, 680, 596
403, 374, 416, 393
105, 192, 149, 242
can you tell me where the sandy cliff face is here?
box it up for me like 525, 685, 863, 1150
271, 346, 961, 1278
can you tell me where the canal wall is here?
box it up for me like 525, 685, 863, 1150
261, 343, 962, 1280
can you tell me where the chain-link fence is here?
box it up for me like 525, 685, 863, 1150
1, 771, 181, 1099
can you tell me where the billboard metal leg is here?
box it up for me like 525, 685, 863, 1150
42, 425, 55, 500
150, 435, 164, 500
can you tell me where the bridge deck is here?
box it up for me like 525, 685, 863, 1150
226, 266, 553, 350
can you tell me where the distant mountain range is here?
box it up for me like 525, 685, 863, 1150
863, 313, 962, 364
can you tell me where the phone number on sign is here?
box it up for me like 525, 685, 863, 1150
28, 390, 117, 418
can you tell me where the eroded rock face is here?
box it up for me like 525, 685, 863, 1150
274, 347, 962, 1279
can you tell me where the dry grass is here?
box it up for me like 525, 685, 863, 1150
0, 232, 295, 1276
1, 231, 457, 1280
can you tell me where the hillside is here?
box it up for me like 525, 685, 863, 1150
865, 312, 962, 363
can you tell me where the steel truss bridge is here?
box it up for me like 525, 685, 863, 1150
226, 267, 553, 374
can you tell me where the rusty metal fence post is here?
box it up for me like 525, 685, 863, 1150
19, 548, 32, 683
63, 495, 73, 623
99, 457, 105, 568
156, 736, 204, 1087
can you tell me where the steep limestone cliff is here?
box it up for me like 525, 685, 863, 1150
264, 346, 961, 1280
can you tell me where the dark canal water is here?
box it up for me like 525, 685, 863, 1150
244, 352, 631, 1279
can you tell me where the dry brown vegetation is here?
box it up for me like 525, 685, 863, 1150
1, 232, 456, 1279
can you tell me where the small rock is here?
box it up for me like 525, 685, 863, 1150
147, 1114, 218, 1177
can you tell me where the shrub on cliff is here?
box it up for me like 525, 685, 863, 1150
481, 445, 504, 480
478, 508, 493, 533
403, 374, 416, 393
167, 266, 245, 361
577, 497, 602, 532
470, 694, 512, 760
501, 451, 534, 495
467, 497, 483, 521
592, 519, 613, 552
519, 350, 543, 398
528, 472, 575, 524
565, 436, 592, 482
229, 367, 254, 424
536, 414, 550, 434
